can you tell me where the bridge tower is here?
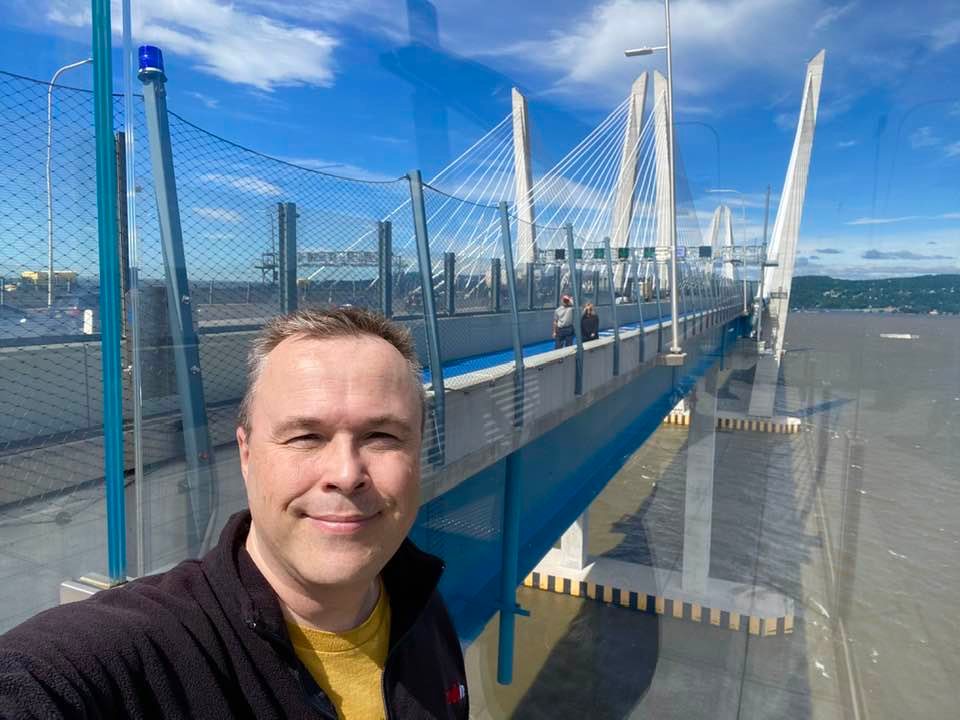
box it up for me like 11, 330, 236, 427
652, 71, 672, 291
610, 73, 649, 293
511, 88, 537, 266
721, 204, 736, 282
707, 204, 737, 282
748, 50, 825, 419
762, 50, 826, 357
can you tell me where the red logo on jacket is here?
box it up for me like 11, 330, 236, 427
444, 682, 466, 705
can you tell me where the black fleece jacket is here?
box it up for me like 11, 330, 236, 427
0, 511, 468, 719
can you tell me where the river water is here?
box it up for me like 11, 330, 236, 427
466, 311, 960, 719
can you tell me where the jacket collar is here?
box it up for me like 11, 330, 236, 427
203, 510, 445, 648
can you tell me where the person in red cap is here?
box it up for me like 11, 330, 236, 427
553, 294, 575, 348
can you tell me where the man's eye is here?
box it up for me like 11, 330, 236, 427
367, 432, 400, 443
287, 434, 323, 445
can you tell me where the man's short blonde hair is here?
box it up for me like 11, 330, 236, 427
237, 307, 425, 435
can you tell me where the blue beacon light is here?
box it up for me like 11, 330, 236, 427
138, 45, 165, 77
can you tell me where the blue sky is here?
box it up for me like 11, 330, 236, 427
1, 0, 959, 279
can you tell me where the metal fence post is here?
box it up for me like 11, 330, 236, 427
591, 269, 600, 305
695, 266, 705, 333
279, 202, 297, 314
497, 451, 524, 684
444, 251, 456, 316
94, 1, 126, 583
378, 220, 392, 318
634, 260, 645, 364
679, 263, 688, 340
526, 262, 535, 310
408, 170, 445, 466
490, 258, 502, 313
499, 202, 524, 428
140, 46, 217, 558
602, 238, 619, 376
114, 132, 131, 328
654, 262, 664, 353
553, 266, 562, 308
565, 224, 584, 395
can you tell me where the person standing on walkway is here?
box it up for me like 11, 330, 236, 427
581, 303, 600, 341
0, 308, 468, 719
553, 294, 575, 348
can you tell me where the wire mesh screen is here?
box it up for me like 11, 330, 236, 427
153, 112, 411, 324
0, 71, 109, 632
421, 185, 517, 378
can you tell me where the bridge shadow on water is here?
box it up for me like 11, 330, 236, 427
470, 341, 849, 719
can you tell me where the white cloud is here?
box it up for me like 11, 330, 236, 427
930, 19, 960, 52
199, 173, 283, 196
796, 228, 960, 278
846, 212, 960, 225
193, 207, 242, 222
470, 0, 827, 104
185, 91, 219, 109
836, 139, 857, 148
774, 112, 797, 132
813, 1, 857, 31
945, 141, 960, 158
45, 0, 338, 91
909, 126, 940, 149
278, 157, 400, 182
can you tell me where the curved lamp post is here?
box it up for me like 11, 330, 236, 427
46, 58, 92, 307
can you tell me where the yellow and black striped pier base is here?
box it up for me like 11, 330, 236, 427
663, 412, 802, 434
522, 571, 794, 637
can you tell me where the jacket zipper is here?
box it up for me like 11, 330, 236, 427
380, 595, 436, 720
247, 618, 339, 720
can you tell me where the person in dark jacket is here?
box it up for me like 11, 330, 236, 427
0, 308, 468, 719
581, 303, 600, 341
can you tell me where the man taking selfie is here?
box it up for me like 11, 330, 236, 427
0, 308, 468, 719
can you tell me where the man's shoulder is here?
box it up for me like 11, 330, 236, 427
1, 560, 212, 654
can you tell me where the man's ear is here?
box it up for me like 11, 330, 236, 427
236, 426, 250, 485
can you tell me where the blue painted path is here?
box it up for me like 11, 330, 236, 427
422, 310, 703, 382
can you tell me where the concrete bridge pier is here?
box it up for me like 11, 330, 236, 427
681, 365, 717, 596
559, 513, 590, 571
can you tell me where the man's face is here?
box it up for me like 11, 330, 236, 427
237, 334, 422, 591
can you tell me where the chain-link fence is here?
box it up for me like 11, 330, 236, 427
0, 67, 740, 632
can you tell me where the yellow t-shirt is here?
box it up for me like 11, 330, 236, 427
286, 582, 391, 720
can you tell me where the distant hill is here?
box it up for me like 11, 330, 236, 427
790, 274, 960, 313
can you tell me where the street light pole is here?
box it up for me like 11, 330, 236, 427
46, 58, 92, 307
624, 0, 683, 362
662, 0, 682, 356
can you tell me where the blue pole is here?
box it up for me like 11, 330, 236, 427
498, 202, 525, 428
279, 203, 298, 314
378, 220, 393, 317
497, 451, 522, 684
720, 321, 727, 371
634, 258, 645, 363
92, 0, 126, 583
564, 225, 584, 395
139, 46, 217, 555
602, 237, 619, 376
408, 170, 445, 466
654, 262, 664, 353
678, 262, 688, 340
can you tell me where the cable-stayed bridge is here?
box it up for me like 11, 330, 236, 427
0, 46, 825, 682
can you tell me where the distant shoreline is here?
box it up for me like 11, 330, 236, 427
790, 274, 960, 315
791, 307, 957, 315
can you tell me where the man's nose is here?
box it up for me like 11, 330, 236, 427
320, 435, 368, 494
